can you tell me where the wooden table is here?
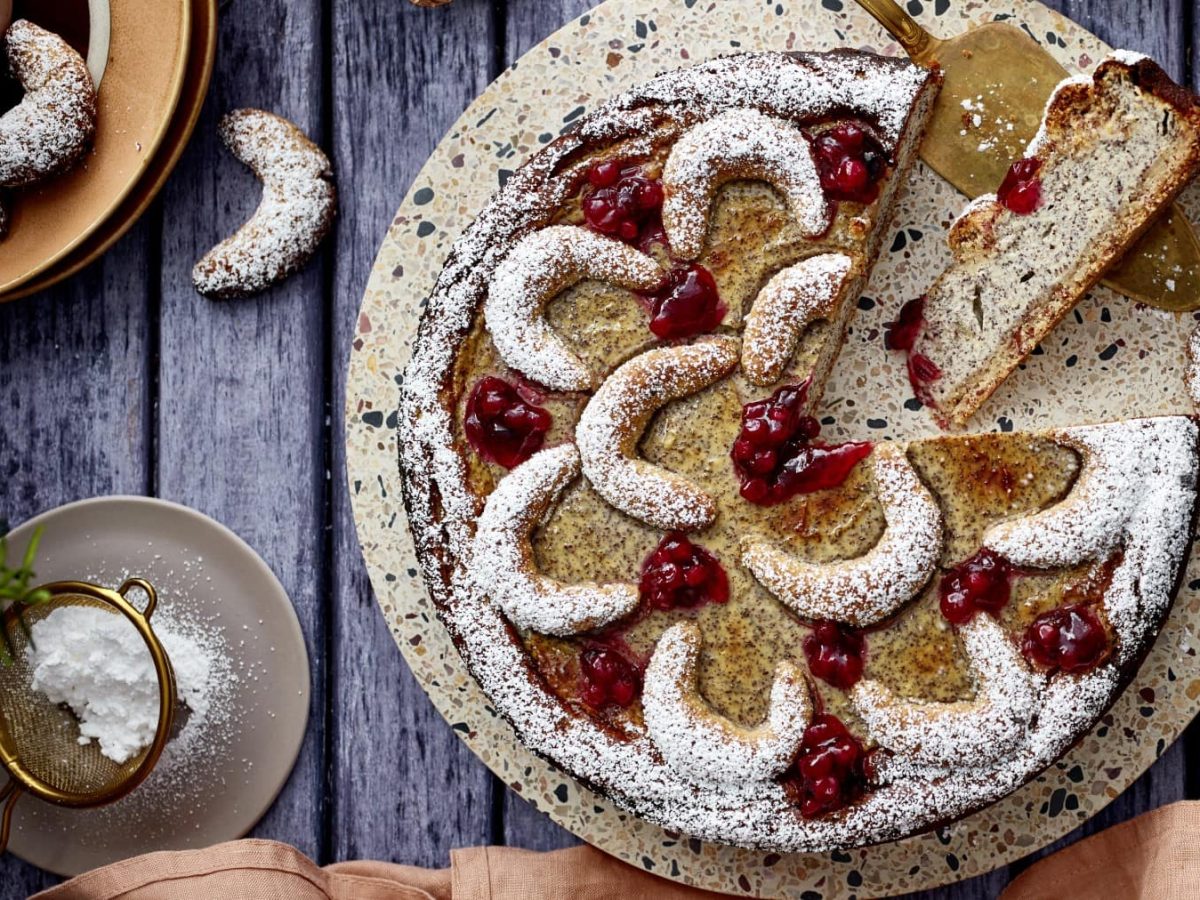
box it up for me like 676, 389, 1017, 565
1, 1, 1195, 895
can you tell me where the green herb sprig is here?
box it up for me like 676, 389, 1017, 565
0, 525, 50, 663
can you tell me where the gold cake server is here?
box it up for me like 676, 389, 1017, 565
855, 0, 1200, 312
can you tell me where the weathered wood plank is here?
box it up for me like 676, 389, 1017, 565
0, 219, 154, 893
327, 0, 500, 866
154, 0, 329, 859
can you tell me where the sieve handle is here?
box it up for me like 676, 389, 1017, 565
0, 780, 20, 854
117, 578, 159, 621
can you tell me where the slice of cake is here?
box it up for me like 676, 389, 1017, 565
905, 53, 1200, 428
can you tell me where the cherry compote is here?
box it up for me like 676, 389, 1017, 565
730, 379, 872, 505
803, 622, 866, 689
781, 713, 869, 818
813, 122, 890, 204
639, 533, 730, 612
579, 645, 642, 709
1021, 604, 1109, 674
641, 263, 726, 339
464, 376, 552, 469
939, 547, 1015, 624
582, 160, 665, 245
997, 157, 1043, 215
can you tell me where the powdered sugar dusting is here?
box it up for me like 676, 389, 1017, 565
742, 253, 854, 385
192, 109, 336, 299
0, 19, 96, 188
662, 108, 830, 260
985, 418, 1195, 571
576, 338, 739, 532
485, 226, 665, 390
472, 443, 639, 636
742, 443, 943, 627
642, 622, 811, 785
854, 616, 1041, 771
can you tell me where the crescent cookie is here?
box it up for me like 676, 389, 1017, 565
576, 338, 740, 532
642, 622, 812, 785
472, 444, 640, 636
0, 19, 96, 189
742, 443, 943, 627
193, 109, 336, 299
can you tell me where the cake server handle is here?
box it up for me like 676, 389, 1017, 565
852, 0, 941, 67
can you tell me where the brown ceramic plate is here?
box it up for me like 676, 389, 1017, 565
0, 0, 191, 296
0, 0, 216, 302
2, 496, 311, 877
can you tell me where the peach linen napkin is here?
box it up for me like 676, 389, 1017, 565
32, 800, 1200, 899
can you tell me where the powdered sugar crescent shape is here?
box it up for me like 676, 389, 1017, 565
852, 616, 1040, 770
742, 253, 855, 386
577, 338, 740, 532
662, 108, 831, 260
193, 109, 337, 299
484, 226, 666, 391
742, 444, 943, 627
643, 622, 812, 785
0, 19, 96, 189
472, 443, 639, 636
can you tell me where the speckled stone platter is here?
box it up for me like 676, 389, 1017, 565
346, 1, 1200, 896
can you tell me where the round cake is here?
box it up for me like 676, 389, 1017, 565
398, 49, 1199, 851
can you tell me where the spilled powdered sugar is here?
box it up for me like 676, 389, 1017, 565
742, 443, 944, 628
471, 443, 639, 636
485, 226, 664, 390
662, 108, 830, 259
576, 338, 739, 532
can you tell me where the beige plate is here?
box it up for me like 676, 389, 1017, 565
0, 0, 191, 297
0, 0, 217, 303
347, 0, 1200, 897
1, 496, 310, 877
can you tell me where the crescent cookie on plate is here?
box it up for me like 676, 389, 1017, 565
0, 19, 97, 190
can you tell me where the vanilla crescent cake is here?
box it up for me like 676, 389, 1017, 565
398, 49, 1200, 851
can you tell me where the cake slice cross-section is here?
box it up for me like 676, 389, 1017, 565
907, 54, 1200, 428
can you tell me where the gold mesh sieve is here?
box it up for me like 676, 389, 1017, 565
0, 579, 177, 852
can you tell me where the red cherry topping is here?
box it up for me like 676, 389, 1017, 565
641, 263, 726, 339
939, 547, 1014, 625
639, 532, 730, 612
803, 622, 866, 689
781, 713, 868, 818
731, 380, 872, 506
579, 646, 641, 709
464, 376, 552, 469
1021, 604, 1109, 674
814, 122, 890, 204
884, 296, 926, 352
997, 157, 1043, 215
582, 160, 665, 245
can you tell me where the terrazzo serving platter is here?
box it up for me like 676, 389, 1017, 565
346, 1, 1200, 896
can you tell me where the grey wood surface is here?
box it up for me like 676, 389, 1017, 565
0, 1, 1196, 897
